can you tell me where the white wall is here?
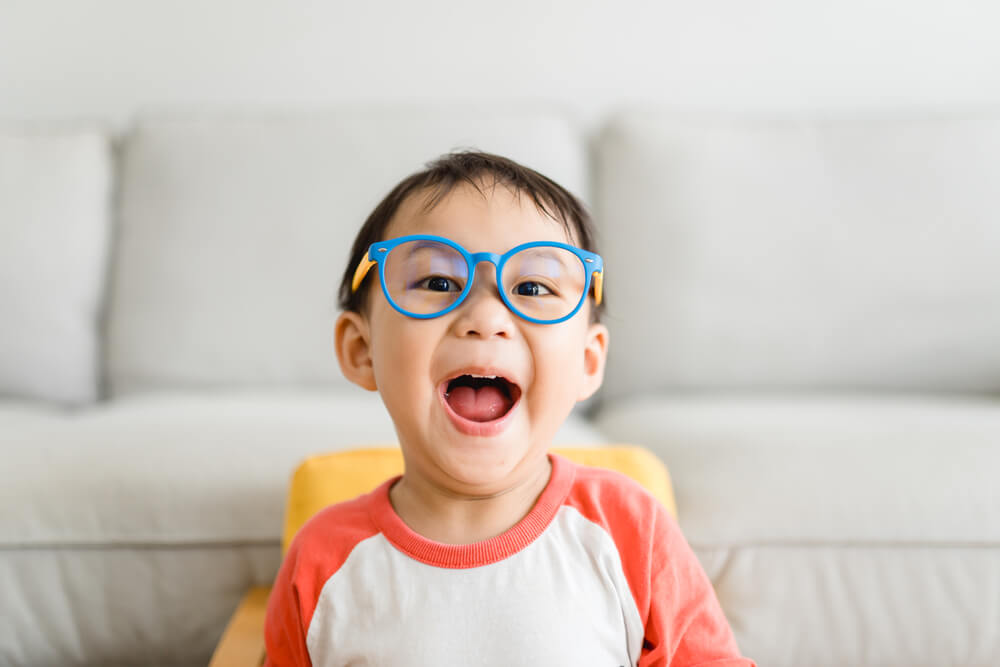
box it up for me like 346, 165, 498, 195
2, 0, 1000, 130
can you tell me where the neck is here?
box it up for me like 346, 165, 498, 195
389, 456, 553, 545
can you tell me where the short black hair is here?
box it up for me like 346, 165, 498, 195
337, 150, 604, 321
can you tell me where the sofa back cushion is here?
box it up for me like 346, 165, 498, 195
0, 125, 112, 405
106, 108, 587, 396
596, 112, 1000, 400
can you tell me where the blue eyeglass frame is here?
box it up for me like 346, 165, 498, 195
351, 234, 604, 324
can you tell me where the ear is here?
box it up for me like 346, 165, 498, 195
577, 322, 609, 402
335, 310, 378, 391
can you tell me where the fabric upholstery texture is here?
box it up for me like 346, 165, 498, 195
595, 392, 1000, 545
1, 391, 605, 547
0, 125, 112, 405
596, 112, 1000, 400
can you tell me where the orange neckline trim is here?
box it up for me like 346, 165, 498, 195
368, 453, 576, 569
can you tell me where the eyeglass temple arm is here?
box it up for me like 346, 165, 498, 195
351, 256, 377, 292
592, 270, 603, 306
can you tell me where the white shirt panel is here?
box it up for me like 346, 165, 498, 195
306, 505, 644, 667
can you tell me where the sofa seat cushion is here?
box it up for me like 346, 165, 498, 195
1, 390, 608, 547
594, 392, 1000, 666
595, 392, 1000, 545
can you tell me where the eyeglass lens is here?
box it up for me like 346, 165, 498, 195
381, 240, 587, 321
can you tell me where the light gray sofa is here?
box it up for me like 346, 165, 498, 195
2, 107, 999, 667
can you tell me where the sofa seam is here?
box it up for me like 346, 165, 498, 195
0, 539, 280, 551
689, 539, 1000, 549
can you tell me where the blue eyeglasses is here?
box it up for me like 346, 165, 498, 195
351, 234, 604, 324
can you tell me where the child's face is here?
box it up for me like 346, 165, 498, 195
335, 183, 609, 496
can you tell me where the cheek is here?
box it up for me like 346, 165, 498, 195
529, 328, 587, 401
369, 318, 429, 407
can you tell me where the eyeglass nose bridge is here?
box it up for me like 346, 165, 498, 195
467, 251, 505, 286
453, 251, 509, 306
468, 251, 503, 267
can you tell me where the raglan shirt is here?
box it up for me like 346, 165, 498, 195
264, 453, 756, 667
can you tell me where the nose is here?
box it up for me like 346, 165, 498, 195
451, 261, 514, 339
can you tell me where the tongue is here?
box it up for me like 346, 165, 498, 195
447, 385, 512, 422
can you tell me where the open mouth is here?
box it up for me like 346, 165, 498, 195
442, 374, 522, 423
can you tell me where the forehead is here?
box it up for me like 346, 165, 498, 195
383, 182, 577, 251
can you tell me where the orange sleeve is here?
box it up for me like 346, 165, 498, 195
262, 534, 313, 667
262, 492, 381, 667
564, 464, 755, 667
639, 501, 756, 667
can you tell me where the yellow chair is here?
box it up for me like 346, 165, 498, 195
208, 445, 676, 667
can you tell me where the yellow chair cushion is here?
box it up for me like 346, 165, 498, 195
282, 445, 676, 555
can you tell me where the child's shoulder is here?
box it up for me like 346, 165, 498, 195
566, 459, 665, 507
561, 458, 675, 533
558, 458, 690, 575
284, 484, 384, 571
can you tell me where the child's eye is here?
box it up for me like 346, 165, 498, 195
416, 276, 462, 292
513, 281, 553, 297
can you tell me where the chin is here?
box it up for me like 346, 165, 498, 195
434, 435, 541, 491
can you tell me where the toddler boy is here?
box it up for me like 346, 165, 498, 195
264, 151, 756, 666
